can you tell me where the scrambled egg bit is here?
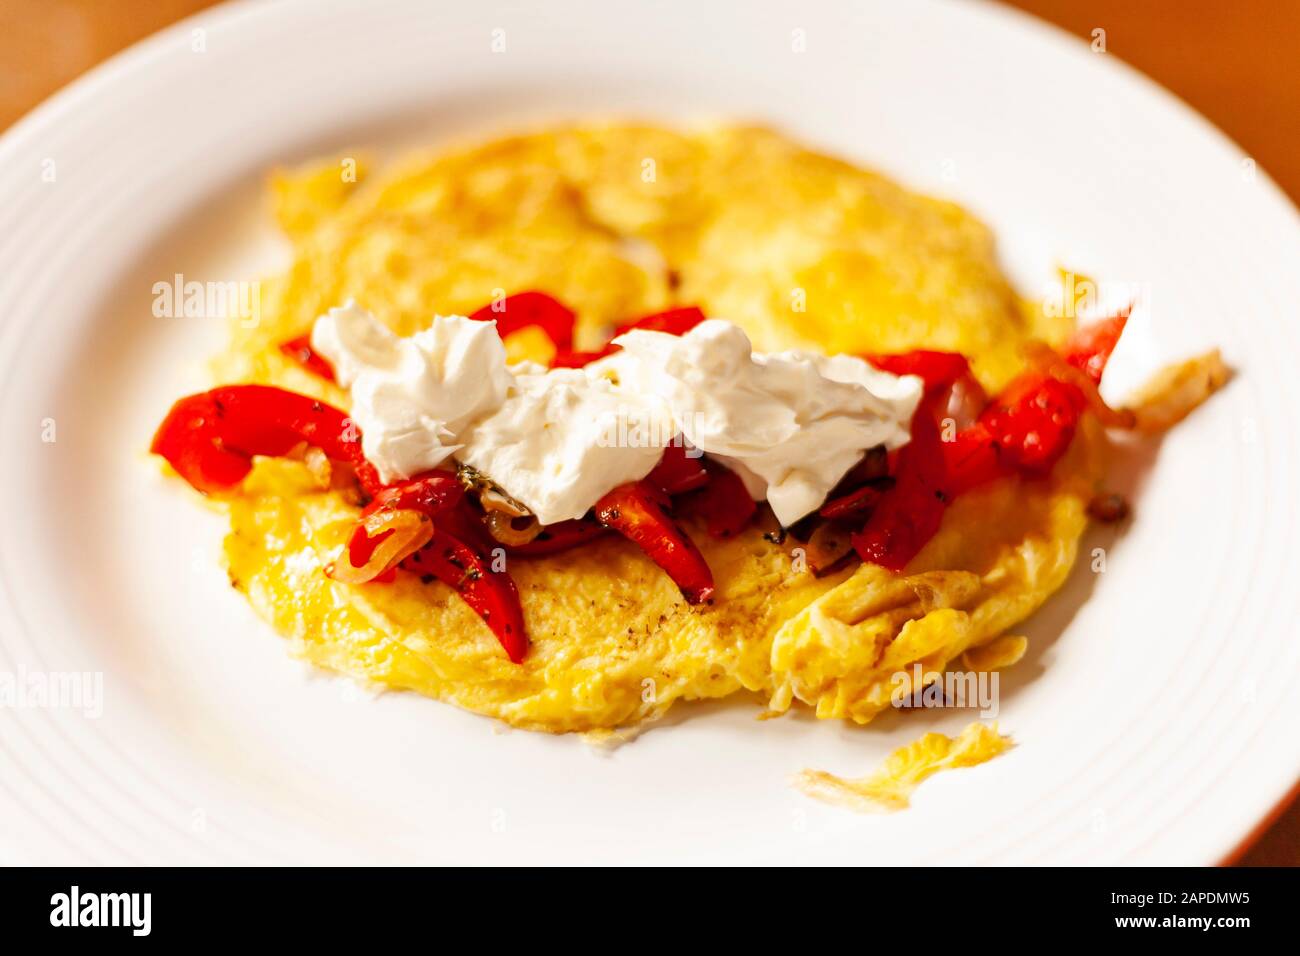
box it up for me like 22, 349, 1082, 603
214, 124, 1105, 734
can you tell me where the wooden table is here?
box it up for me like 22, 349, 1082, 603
1, 0, 1295, 865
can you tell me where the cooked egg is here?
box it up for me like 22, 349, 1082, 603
794, 721, 1014, 811
215, 124, 1104, 733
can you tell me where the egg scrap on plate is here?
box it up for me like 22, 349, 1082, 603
153, 125, 1223, 800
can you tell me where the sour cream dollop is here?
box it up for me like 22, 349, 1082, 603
311, 302, 512, 482
603, 320, 922, 524
310, 304, 923, 527
458, 363, 672, 525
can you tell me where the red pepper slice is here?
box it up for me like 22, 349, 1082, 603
940, 369, 1100, 498
505, 518, 608, 556
856, 373, 1083, 571
150, 393, 261, 495
682, 460, 757, 539
963, 309, 1132, 482
1023, 340, 1134, 429
853, 313, 1136, 571
851, 390, 950, 572
430, 500, 500, 554
980, 374, 1081, 474
279, 334, 337, 382
152, 385, 373, 495
469, 291, 576, 352
818, 481, 890, 522
613, 305, 707, 338
940, 423, 1006, 497
362, 471, 463, 517
204, 385, 358, 462
595, 481, 715, 603
1061, 308, 1129, 384
551, 305, 707, 368
156, 388, 526, 657
865, 350, 971, 393
646, 442, 710, 496
941, 311, 1134, 492
336, 472, 465, 579
549, 348, 612, 369
950, 374, 1093, 487
403, 529, 528, 663
848, 347, 977, 567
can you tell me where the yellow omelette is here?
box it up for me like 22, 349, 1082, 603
208, 124, 1125, 737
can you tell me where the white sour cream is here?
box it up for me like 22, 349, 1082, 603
311, 301, 512, 483
458, 365, 672, 526
604, 320, 922, 524
310, 304, 922, 527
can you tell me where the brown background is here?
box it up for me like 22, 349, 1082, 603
0, 0, 1295, 864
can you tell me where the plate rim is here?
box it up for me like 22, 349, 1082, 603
0, 0, 1297, 866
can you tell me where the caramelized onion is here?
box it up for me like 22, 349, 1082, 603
303, 446, 333, 488
1024, 342, 1136, 429
480, 486, 530, 518
804, 522, 856, 576
328, 509, 434, 584
485, 510, 542, 546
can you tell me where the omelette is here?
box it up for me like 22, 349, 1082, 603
163, 123, 1220, 742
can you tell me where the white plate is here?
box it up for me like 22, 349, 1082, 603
1, 0, 1297, 865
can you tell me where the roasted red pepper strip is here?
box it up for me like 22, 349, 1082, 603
1062, 308, 1129, 384
551, 306, 707, 368
938, 373, 1090, 498
549, 348, 611, 368
681, 460, 757, 539
206, 385, 357, 461
614, 306, 707, 338
818, 481, 890, 522
647, 442, 710, 496
942, 372, 1092, 496
980, 374, 1081, 474
279, 334, 337, 382
939, 423, 1005, 497
953, 311, 1133, 486
505, 518, 608, 556
855, 373, 1081, 569
432, 499, 501, 554
403, 529, 528, 663
340, 473, 465, 576
851, 390, 950, 572
1024, 341, 1134, 429
154, 389, 524, 658
150, 393, 260, 494
595, 481, 714, 603
152, 385, 375, 495
865, 350, 971, 392
850, 348, 973, 569
856, 313, 1133, 570
362, 471, 463, 517
469, 291, 576, 352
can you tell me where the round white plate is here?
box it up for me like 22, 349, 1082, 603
1, 0, 1296, 865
